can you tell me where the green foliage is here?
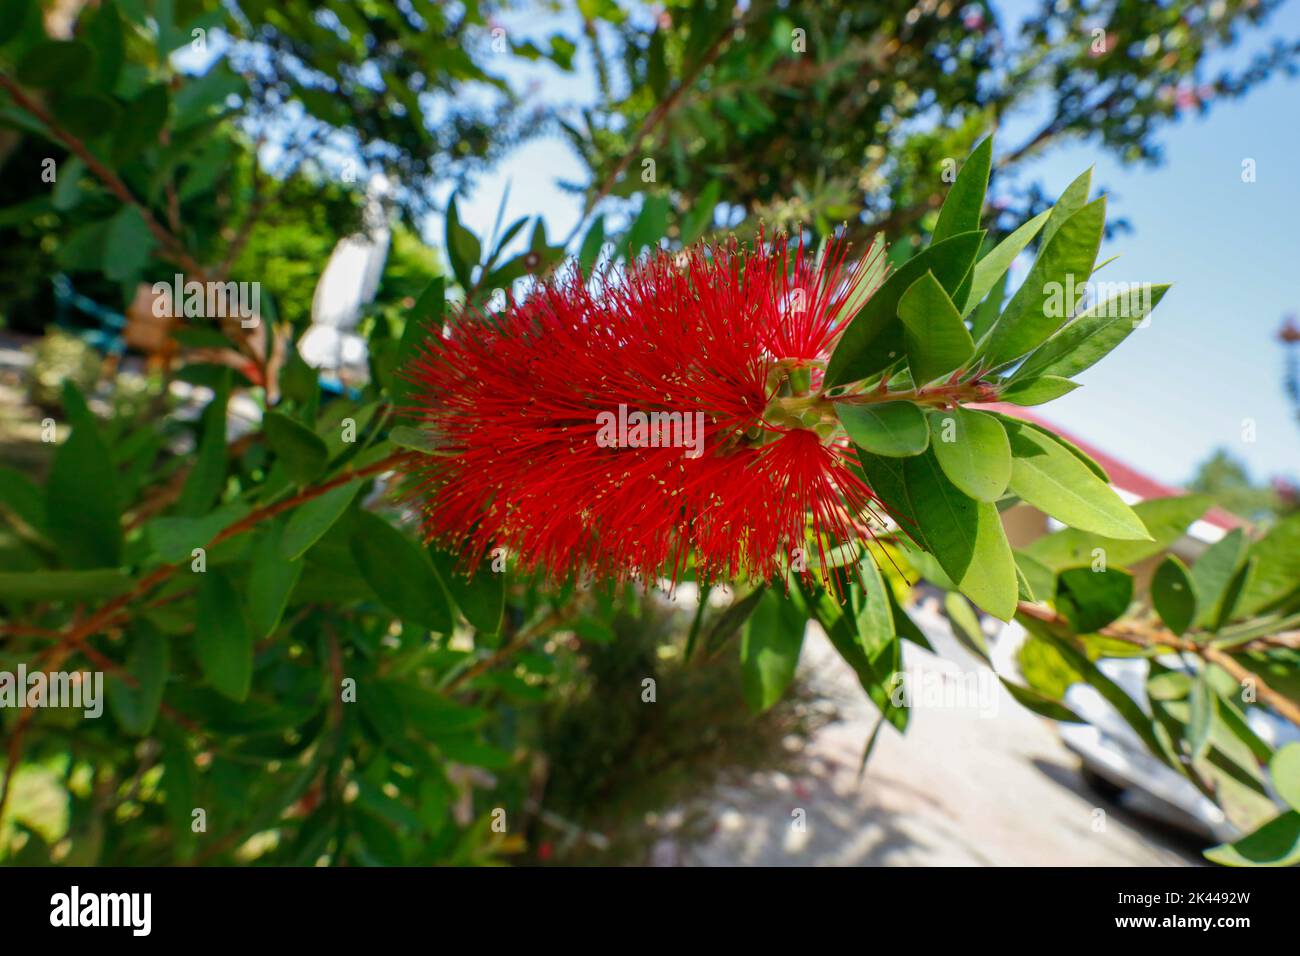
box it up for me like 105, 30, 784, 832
572, 0, 1296, 249
0, 6, 1296, 871
740, 589, 806, 713
836, 401, 928, 458
1188, 449, 1297, 524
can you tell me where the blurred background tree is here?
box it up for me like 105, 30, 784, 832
1189, 448, 1298, 524
552, 0, 1300, 268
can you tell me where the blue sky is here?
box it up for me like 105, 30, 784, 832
440, 1, 1300, 489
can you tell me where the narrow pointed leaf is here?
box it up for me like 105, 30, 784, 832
264, 411, 329, 485
430, 548, 504, 635
980, 196, 1107, 368
281, 480, 362, 560
249, 524, 304, 638
351, 511, 453, 634
1190, 528, 1246, 628
898, 271, 974, 385
740, 589, 806, 713
195, 571, 253, 702
107, 621, 168, 736
47, 420, 122, 568
1151, 554, 1198, 635
1271, 743, 1300, 814
1205, 811, 1300, 867
933, 136, 992, 243
962, 209, 1050, 316
827, 231, 982, 386
1004, 419, 1150, 540
1014, 284, 1169, 383
1040, 167, 1093, 249
999, 375, 1079, 406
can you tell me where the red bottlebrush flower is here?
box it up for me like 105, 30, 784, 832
400, 233, 890, 590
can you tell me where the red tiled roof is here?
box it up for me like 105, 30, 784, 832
976, 402, 1245, 532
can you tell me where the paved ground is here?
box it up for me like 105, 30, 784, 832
684, 598, 1198, 866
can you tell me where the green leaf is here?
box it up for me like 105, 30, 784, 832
1271, 743, 1300, 814
699, 588, 766, 659
389, 425, 442, 455
279, 350, 318, 407
1018, 423, 1109, 482
979, 196, 1107, 368
836, 401, 929, 457
740, 589, 806, 713
1025, 494, 1210, 573
248, 525, 303, 639
1004, 419, 1149, 539
830, 233, 889, 327
1147, 670, 1192, 701
392, 277, 444, 414
826, 231, 983, 386
932, 135, 992, 243
146, 503, 247, 563
172, 61, 244, 128
860, 450, 1019, 620
107, 621, 168, 736
853, 557, 896, 658
1151, 555, 1197, 635
885, 584, 932, 651
1190, 528, 1246, 628
280, 480, 362, 561
1031, 621, 1165, 758
1001, 679, 1083, 722
429, 548, 504, 635
103, 206, 156, 281
625, 194, 670, 257
1187, 672, 1214, 761
176, 373, 230, 516
898, 271, 974, 385
1014, 551, 1055, 603
47, 421, 122, 568
53, 92, 120, 139
351, 511, 453, 634
0, 465, 48, 535
444, 195, 481, 291
0, 0, 33, 46
1040, 167, 1093, 249
798, 579, 906, 729
1212, 557, 1254, 629
50, 157, 86, 212
968, 270, 1007, 341
963, 209, 1050, 316
1056, 566, 1133, 632
194, 571, 252, 701
577, 215, 606, 273
943, 590, 989, 661
0, 569, 131, 601
679, 180, 720, 245
1204, 811, 1300, 867
999, 375, 1079, 406
1013, 284, 1169, 383
927, 407, 1010, 503
16, 39, 92, 87
263, 410, 329, 485
1237, 512, 1300, 616
84, 0, 124, 89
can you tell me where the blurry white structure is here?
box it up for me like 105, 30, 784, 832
300, 173, 393, 377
